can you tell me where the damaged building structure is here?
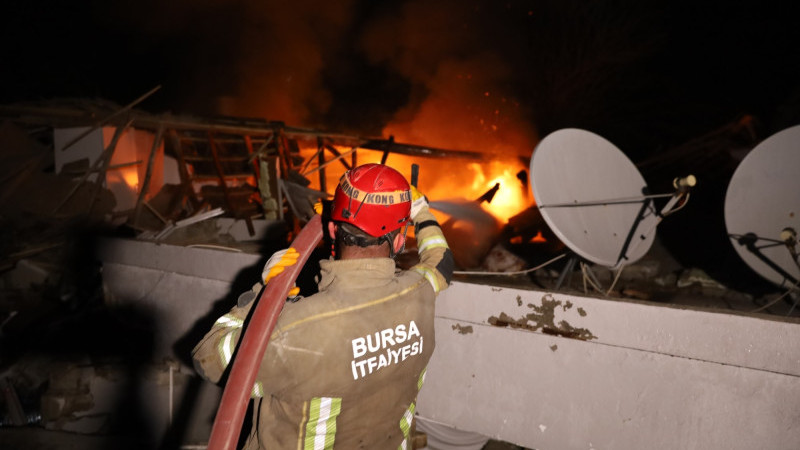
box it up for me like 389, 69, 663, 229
0, 98, 799, 450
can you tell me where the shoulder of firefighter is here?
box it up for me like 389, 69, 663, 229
191, 246, 300, 391
192, 300, 251, 387
409, 186, 454, 295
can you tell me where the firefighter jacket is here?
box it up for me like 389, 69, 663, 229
192, 206, 453, 449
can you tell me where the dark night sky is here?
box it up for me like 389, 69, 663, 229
2, 0, 800, 157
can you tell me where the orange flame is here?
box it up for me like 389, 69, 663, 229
463, 161, 530, 222
120, 167, 139, 190
530, 230, 547, 243
297, 67, 538, 224
299, 146, 532, 223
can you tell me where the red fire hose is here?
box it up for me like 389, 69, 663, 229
207, 214, 324, 450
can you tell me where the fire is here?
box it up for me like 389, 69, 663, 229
298, 145, 532, 224
414, 158, 532, 223
464, 161, 530, 222
120, 167, 139, 190
510, 232, 547, 245
531, 230, 547, 243
295, 65, 538, 224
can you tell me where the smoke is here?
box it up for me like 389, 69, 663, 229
98, 0, 538, 155
99, 0, 357, 125
358, 0, 538, 156
7, 0, 799, 155
215, 1, 358, 124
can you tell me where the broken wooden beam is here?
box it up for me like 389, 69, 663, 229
133, 123, 165, 226
360, 138, 486, 160
303, 147, 357, 178
322, 143, 352, 171
53, 119, 132, 214
59, 85, 161, 152
207, 132, 236, 216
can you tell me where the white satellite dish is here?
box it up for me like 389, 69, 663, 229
724, 124, 800, 287
530, 128, 693, 271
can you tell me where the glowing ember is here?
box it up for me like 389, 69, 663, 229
530, 230, 547, 243
119, 167, 139, 190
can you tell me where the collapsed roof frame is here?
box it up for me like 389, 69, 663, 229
0, 96, 486, 236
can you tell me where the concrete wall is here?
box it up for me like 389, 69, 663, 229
98, 238, 262, 365
418, 282, 800, 450
96, 239, 261, 445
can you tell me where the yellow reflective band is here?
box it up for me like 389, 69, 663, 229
298, 402, 308, 450
303, 397, 341, 450
417, 235, 448, 253
339, 175, 410, 206
398, 402, 416, 450
214, 314, 243, 328
251, 381, 264, 398
216, 330, 237, 368
417, 368, 427, 391
413, 267, 441, 293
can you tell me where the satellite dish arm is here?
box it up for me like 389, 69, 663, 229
615, 197, 656, 267
614, 175, 697, 267
734, 232, 800, 285
659, 174, 697, 218
538, 174, 696, 210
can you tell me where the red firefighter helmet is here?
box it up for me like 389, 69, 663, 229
331, 163, 412, 238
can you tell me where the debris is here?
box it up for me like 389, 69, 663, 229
1, 377, 27, 426
451, 324, 474, 334
621, 288, 651, 301
653, 272, 678, 288
280, 179, 328, 222
475, 182, 500, 204
138, 207, 226, 241
132, 124, 166, 227
432, 198, 501, 269
677, 267, 728, 291
58, 85, 162, 153
482, 243, 526, 273
53, 121, 132, 214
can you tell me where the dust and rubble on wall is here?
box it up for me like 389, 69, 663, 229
452, 324, 474, 335
487, 294, 597, 341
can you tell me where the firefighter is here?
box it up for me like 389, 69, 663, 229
192, 163, 454, 449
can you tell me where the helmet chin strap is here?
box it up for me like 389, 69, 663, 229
385, 222, 410, 260
337, 221, 410, 259
340, 225, 409, 260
